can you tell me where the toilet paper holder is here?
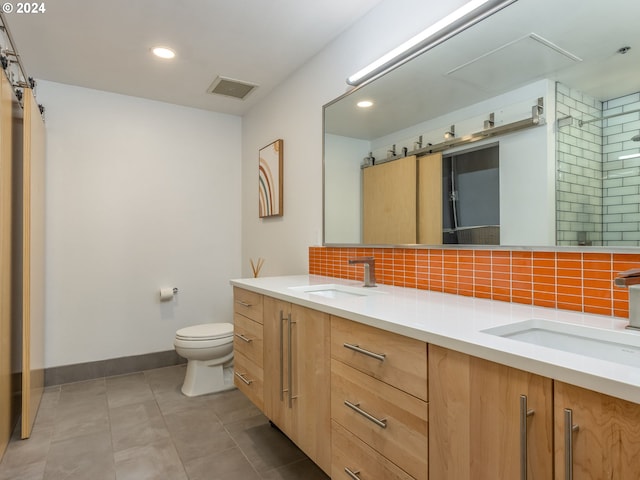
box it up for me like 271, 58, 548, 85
159, 287, 179, 301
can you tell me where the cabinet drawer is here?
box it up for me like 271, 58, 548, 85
233, 287, 263, 324
234, 351, 263, 411
233, 313, 263, 366
331, 316, 427, 401
332, 420, 414, 480
331, 359, 428, 480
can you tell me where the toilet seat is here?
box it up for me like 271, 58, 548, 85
175, 322, 233, 341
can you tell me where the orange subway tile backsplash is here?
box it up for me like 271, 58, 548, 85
308, 246, 639, 319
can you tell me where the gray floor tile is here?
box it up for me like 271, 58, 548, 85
114, 438, 187, 480
106, 372, 155, 409
0, 459, 45, 480
144, 364, 187, 394
225, 414, 307, 474
183, 446, 261, 480
0, 425, 52, 469
58, 378, 106, 399
163, 408, 236, 463
52, 395, 110, 442
109, 400, 170, 453
0, 364, 322, 480
261, 458, 330, 480
44, 430, 115, 480
206, 388, 263, 425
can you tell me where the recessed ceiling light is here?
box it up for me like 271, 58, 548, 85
152, 46, 176, 59
357, 100, 373, 108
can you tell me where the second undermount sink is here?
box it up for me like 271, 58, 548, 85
288, 284, 384, 299
483, 319, 640, 367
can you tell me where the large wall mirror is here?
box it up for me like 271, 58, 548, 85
323, 0, 640, 247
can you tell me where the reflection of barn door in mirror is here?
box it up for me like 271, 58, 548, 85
363, 155, 416, 244
21, 89, 45, 439
418, 152, 442, 245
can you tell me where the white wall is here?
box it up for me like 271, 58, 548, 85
38, 81, 242, 367
324, 134, 368, 243
240, 0, 470, 276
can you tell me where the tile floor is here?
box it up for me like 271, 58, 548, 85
0, 365, 330, 479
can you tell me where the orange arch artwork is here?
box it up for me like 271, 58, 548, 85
259, 139, 283, 217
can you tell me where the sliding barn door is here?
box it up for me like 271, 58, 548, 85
363, 155, 417, 244
21, 89, 45, 439
0, 68, 14, 458
417, 152, 443, 245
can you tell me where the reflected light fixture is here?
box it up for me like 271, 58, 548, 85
357, 100, 374, 108
619, 153, 640, 160
152, 46, 176, 59
347, 0, 517, 86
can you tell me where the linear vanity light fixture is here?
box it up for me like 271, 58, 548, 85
346, 0, 518, 86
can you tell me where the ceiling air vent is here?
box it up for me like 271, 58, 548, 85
207, 76, 258, 100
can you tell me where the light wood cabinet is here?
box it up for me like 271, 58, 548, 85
263, 296, 331, 474
233, 287, 263, 324
332, 420, 414, 480
331, 315, 428, 480
234, 287, 640, 480
331, 315, 428, 401
554, 381, 640, 480
331, 359, 428, 480
429, 344, 553, 480
232, 288, 264, 409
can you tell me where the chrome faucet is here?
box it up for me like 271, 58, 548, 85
614, 268, 640, 330
348, 257, 377, 288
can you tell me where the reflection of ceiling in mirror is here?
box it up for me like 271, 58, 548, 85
325, 0, 640, 140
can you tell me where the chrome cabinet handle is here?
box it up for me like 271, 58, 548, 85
343, 343, 386, 362
288, 313, 296, 408
234, 372, 253, 385
520, 395, 535, 480
280, 310, 286, 401
564, 408, 579, 480
344, 467, 361, 480
235, 300, 252, 307
344, 400, 387, 428
235, 333, 253, 343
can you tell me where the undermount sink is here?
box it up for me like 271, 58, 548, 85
288, 284, 384, 299
483, 319, 640, 367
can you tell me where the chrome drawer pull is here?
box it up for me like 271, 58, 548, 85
235, 333, 253, 343
344, 467, 361, 480
280, 310, 286, 401
235, 300, 252, 307
564, 408, 579, 480
343, 343, 386, 362
288, 313, 295, 408
344, 400, 387, 428
520, 395, 535, 480
234, 372, 253, 385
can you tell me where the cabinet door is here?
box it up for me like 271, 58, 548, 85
554, 381, 640, 480
429, 345, 553, 480
291, 304, 331, 474
263, 296, 293, 434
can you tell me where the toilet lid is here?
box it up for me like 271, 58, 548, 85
176, 322, 233, 340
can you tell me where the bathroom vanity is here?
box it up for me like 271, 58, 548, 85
231, 275, 640, 479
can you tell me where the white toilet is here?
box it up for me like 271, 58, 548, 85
173, 322, 235, 397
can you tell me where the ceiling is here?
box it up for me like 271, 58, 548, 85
4, 0, 384, 115
325, 0, 640, 139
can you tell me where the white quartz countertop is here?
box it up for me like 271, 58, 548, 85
230, 274, 640, 403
